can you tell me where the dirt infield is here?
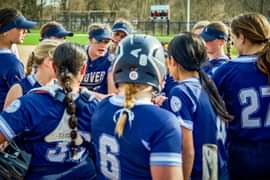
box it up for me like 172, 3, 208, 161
17, 45, 36, 67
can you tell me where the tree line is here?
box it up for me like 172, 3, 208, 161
0, 0, 269, 22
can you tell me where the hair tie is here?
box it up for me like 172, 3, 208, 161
263, 38, 269, 43
113, 108, 135, 127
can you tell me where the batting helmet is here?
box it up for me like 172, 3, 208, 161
112, 34, 166, 92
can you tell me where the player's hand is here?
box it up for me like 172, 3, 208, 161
0, 141, 9, 152
152, 95, 167, 106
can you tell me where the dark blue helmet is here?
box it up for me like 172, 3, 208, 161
112, 34, 166, 92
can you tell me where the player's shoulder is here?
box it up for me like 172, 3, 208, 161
140, 103, 179, 128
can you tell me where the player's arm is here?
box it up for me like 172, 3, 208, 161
4, 84, 23, 109
0, 133, 7, 144
151, 166, 183, 180
182, 127, 194, 180
0, 98, 32, 145
150, 113, 183, 180
107, 69, 118, 94
166, 89, 195, 180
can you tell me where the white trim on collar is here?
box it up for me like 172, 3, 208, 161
232, 56, 257, 63
109, 95, 153, 107
0, 48, 12, 54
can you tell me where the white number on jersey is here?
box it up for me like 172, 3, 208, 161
99, 134, 120, 180
239, 87, 270, 128
216, 116, 226, 144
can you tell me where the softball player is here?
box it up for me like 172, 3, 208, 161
110, 19, 133, 57
165, 32, 232, 180
191, 20, 210, 36
40, 21, 74, 41
0, 8, 36, 110
0, 42, 98, 179
200, 21, 230, 76
107, 19, 133, 93
212, 13, 270, 179
4, 39, 61, 108
80, 23, 112, 95
91, 34, 183, 180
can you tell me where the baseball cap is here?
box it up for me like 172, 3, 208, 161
200, 27, 228, 41
42, 24, 73, 39
89, 28, 112, 41
0, 15, 37, 33
112, 22, 132, 35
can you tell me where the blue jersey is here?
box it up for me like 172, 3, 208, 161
0, 84, 98, 178
213, 55, 270, 142
80, 47, 111, 94
18, 74, 41, 95
202, 56, 228, 76
91, 95, 182, 180
0, 49, 24, 110
162, 74, 178, 96
164, 78, 227, 179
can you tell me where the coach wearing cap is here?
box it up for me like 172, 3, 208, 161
80, 23, 112, 96
0, 7, 36, 110
40, 21, 73, 41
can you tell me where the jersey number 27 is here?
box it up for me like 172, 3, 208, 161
239, 87, 270, 128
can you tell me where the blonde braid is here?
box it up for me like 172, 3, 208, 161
115, 84, 137, 137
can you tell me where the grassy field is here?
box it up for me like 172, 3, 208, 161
23, 31, 173, 45
22, 30, 237, 57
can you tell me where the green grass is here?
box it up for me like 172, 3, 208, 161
23, 31, 237, 57
23, 31, 173, 45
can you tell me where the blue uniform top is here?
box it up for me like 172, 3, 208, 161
202, 56, 228, 76
162, 74, 178, 96
163, 78, 227, 179
91, 95, 182, 180
18, 74, 41, 95
0, 49, 24, 110
212, 55, 270, 142
80, 47, 112, 94
0, 84, 98, 178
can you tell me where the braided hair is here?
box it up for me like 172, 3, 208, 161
168, 32, 233, 122
53, 42, 87, 158
115, 84, 137, 137
226, 29, 232, 59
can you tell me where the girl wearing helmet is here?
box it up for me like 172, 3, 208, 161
91, 34, 183, 180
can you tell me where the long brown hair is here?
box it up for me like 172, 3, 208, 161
53, 42, 87, 157
231, 13, 270, 81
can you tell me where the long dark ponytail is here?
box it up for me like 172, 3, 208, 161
168, 32, 232, 122
53, 42, 87, 157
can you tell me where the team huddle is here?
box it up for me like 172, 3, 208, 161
0, 6, 269, 180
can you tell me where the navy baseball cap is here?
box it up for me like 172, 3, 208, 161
112, 22, 132, 35
42, 24, 73, 39
200, 27, 228, 41
89, 28, 112, 41
0, 16, 37, 33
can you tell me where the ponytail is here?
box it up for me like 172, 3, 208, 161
115, 84, 137, 137
226, 30, 232, 59
61, 67, 82, 158
198, 70, 233, 122
257, 41, 270, 82
26, 52, 36, 75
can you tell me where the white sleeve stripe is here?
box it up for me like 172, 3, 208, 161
177, 117, 193, 130
0, 115, 15, 140
150, 153, 182, 166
